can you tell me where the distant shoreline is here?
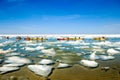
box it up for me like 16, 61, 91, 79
0, 34, 120, 38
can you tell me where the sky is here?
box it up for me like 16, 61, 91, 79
0, 0, 120, 34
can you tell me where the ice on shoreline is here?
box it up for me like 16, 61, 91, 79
1, 34, 120, 38
28, 65, 53, 77
80, 60, 99, 68
0, 66, 19, 74
4, 56, 31, 64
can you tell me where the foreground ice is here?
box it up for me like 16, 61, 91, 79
41, 48, 56, 57
25, 47, 36, 51
3, 63, 24, 67
90, 51, 97, 60
28, 65, 53, 77
25, 46, 45, 51
0, 66, 19, 74
35, 46, 45, 50
107, 48, 120, 55
92, 41, 111, 46
57, 63, 71, 68
5, 56, 31, 64
38, 59, 54, 65
99, 55, 115, 61
80, 60, 98, 68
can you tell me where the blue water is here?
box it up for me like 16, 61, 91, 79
0, 36, 120, 64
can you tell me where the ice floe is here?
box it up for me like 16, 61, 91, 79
80, 60, 98, 68
41, 48, 56, 57
3, 63, 24, 67
99, 55, 115, 61
28, 65, 53, 77
57, 63, 71, 68
35, 46, 45, 50
107, 48, 120, 55
38, 59, 54, 65
5, 56, 31, 64
90, 51, 97, 60
92, 41, 111, 46
0, 66, 19, 74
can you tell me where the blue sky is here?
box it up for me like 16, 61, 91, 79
0, 0, 120, 34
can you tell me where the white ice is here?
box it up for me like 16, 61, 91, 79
3, 63, 24, 67
0, 66, 19, 74
38, 59, 54, 65
5, 56, 31, 64
99, 55, 115, 60
107, 48, 120, 55
57, 63, 70, 68
90, 51, 97, 60
41, 48, 56, 57
28, 65, 53, 77
80, 60, 98, 68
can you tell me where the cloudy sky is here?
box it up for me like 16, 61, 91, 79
0, 0, 120, 34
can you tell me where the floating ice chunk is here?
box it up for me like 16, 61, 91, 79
66, 41, 80, 45
107, 48, 120, 55
25, 46, 44, 51
99, 55, 115, 60
115, 47, 120, 50
92, 41, 111, 46
74, 46, 81, 49
57, 63, 71, 68
84, 52, 100, 60
80, 46, 90, 49
80, 60, 98, 68
28, 65, 53, 77
26, 43, 38, 46
5, 56, 31, 64
25, 47, 35, 51
56, 44, 62, 47
38, 59, 54, 65
23, 41, 33, 44
0, 43, 4, 47
0, 66, 19, 74
35, 46, 44, 50
79, 42, 90, 46
41, 48, 56, 57
3, 63, 24, 67
92, 46, 101, 49
92, 48, 105, 52
90, 51, 97, 60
